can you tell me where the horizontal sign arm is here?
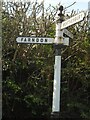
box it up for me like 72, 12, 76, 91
16, 37, 69, 46
16, 37, 54, 44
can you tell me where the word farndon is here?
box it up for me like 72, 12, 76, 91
16, 37, 54, 44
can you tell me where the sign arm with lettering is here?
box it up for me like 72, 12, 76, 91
16, 37, 54, 44
61, 12, 85, 30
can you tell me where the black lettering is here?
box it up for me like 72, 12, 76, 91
40, 38, 43, 42
28, 38, 31, 41
45, 39, 48, 42
79, 15, 81, 19
21, 38, 23, 41
24, 38, 27, 41
36, 38, 39, 42
32, 38, 35, 42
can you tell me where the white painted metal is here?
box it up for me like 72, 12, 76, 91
54, 23, 63, 44
16, 37, 54, 44
63, 29, 73, 39
61, 12, 85, 29
52, 11, 63, 113
52, 56, 61, 112
63, 37, 69, 46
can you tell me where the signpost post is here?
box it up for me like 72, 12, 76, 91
51, 8, 85, 119
16, 5, 85, 119
51, 6, 65, 119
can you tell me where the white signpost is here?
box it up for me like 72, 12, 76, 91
51, 9, 85, 118
61, 12, 85, 29
16, 5, 85, 119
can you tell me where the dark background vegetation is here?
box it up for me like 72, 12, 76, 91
2, 1, 90, 120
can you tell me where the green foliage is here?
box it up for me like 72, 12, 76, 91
61, 65, 90, 119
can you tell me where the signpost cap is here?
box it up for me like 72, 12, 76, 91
58, 5, 64, 22
59, 5, 63, 11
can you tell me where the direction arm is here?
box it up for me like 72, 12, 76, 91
16, 37, 54, 44
61, 12, 85, 29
